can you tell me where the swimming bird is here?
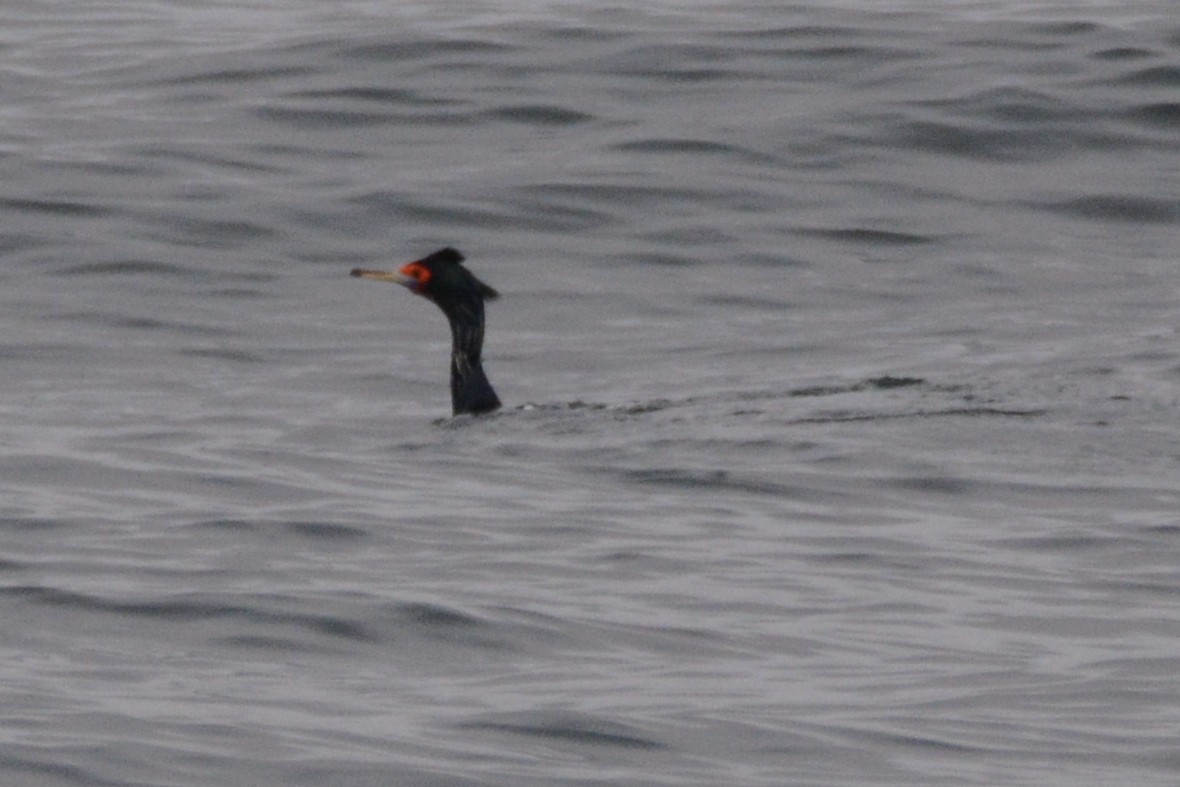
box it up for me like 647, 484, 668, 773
351, 247, 501, 416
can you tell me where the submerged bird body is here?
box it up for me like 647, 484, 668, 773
352, 247, 501, 416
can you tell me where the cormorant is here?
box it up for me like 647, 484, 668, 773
351, 247, 501, 416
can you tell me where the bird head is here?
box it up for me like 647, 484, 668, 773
351, 247, 498, 305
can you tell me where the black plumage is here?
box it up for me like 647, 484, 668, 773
351, 247, 501, 416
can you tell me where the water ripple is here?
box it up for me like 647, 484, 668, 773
1045, 194, 1180, 223
459, 711, 666, 751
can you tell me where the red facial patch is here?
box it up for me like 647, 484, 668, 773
399, 261, 432, 285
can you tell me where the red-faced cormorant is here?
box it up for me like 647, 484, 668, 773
351, 247, 501, 416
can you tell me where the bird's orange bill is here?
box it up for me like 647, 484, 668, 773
351, 261, 432, 289
350, 268, 403, 282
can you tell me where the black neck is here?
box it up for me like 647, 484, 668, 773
443, 299, 500, 416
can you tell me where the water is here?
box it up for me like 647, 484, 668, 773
2, 2, 1179, 785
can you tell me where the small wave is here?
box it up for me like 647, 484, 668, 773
216, 634, 322, 652
697, 293, 789, 309
436, 400, 652, 426
380, 602, 522, 651
348, 190, 601, 232
520, 399, 678, 415
286, 86, 459, 107
3, 586, 374, 642
1090, 47, 1155, 61
57, 312, 226, 335
0, 517, 62, 531
795, 227, 936, 246
618, 66, 748, 82
877, 119, 1078, 163
458, 711, 665, 750
0, 753, 104, 787
0, 198, 112, 217
0, 342, 88, 361
191, 519, 367, 540
481, 104, 594, 125
1044, 195, 1180, 224
914, 86, 1073, 124
727, 24, 863, 40
131, 144, 288, 175
253, 106, 394, 129
397, 601, 484, 628
56, 259, 196, 277
790, 376, 926, 397
888, 476, 974, 495
148, 65, 314, 87
179, 348, 264, 363
1127, 102, 1180, 129
1028, 21, 1101, 36
990, 533, 1116, 552
0, 232, 44, 255
611, 137, 774, 164
1115, 65, 1180, 87
341, 37, 516, 64
789, 407, 1045, 425
284, 522, 368, 540
136, 214, 278, 249
618, 467, 805, 497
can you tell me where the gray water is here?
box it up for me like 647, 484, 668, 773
2, 2, 1179, 785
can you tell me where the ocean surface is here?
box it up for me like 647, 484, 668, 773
2, 1, 1179, 785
